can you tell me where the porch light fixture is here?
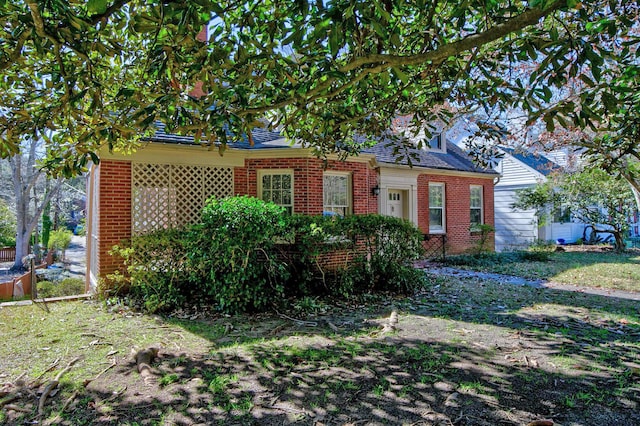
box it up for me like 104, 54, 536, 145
371, 185, 380, 196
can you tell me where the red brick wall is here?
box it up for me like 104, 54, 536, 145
417, 174, 495, 254
234, 157, 378, 215
96, 160, 132, 278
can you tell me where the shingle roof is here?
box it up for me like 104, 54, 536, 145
362, 139, 498, 175
147, 122, 292, 149
500, 146, 560, 176
147, 123, 496, 175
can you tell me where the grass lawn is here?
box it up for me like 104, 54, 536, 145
1, 250, 639, 425
446, 248, 640, 292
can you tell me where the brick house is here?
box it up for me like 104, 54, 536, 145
85, 126, 498, 290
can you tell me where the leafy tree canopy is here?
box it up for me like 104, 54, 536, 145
513, 168, 636, 251
1, 0, 639, 175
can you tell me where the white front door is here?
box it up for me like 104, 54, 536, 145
387, 190, 404, 218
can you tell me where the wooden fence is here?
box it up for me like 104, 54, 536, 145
0, 247, 16, 262
0, 263, 47, 301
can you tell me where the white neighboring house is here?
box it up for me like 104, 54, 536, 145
494, 147, 586, 251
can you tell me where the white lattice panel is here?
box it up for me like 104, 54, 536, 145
132, 163, 234, 234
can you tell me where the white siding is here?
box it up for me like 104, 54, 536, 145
494, 155, 545, 251
494, 186, 538, 251
496, 155, 544, 187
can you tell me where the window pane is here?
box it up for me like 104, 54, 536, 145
430, 209, 443, 227
282, 174, 291, 189
273, 189, 282, 204
273, 175, 281, 190
282, 191, 291, 205
429, 186, 443, 207
262, 175, 271, 188
470, 209, 482, 225
429, 134, 442, 150
470, 186, 482, 208
323, 174, 350, 216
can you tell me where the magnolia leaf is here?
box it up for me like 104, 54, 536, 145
87, 0, 108, 15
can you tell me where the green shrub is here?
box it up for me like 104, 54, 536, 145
188, 196, 290, 314
285, 214, 426, 297
37, 278, 85, 298
520, 241, 555, 261
106, 198, 427, 314
37, 280, 56, 298
48, 228, 73, 261
107, 228, 192, 313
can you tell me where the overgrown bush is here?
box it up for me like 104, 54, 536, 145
285, 214, 426, 296
106, 197, 427, 314
189, 196, 290, 313
106, 228, 192, 312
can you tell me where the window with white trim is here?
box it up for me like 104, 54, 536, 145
470, 185, 483, 228
428, 134, 442, 150
259, 170, 293, 214
429, 183, 445, 233
323, 172, 351, 216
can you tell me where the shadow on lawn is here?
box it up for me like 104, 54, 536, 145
53, 282, 640, 426
70, 335, 639, 426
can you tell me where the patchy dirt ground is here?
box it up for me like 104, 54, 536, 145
1, 269, 639, 425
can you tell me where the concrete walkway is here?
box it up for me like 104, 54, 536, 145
64, 234, 86, 279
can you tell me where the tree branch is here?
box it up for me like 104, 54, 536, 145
88, 0, 131, 26
239, 1, 568, 116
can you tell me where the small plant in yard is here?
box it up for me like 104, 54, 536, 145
470, 223, 495, 254
48, 228, 73, 261
373, 378, 390, 396
458, 381, 492, 395
159, 373, 179, 387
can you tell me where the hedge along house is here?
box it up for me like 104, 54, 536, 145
85, 125, 498, 291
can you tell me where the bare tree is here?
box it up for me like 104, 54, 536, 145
8, 137, 62, 270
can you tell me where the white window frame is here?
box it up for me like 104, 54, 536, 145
470, 185, 484, 229
429, 182, 446, 233
323, 171, 352, 216
258, 169, 294, 214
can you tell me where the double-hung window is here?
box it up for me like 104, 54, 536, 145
429, 183, 445, 233
470, 185, 483, 228
323, 172, 351, 216
259, 170, 293, 214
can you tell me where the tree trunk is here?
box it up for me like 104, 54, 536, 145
12, 230, 31, 271
8, 139, 63, 270
613, 231, 625, 253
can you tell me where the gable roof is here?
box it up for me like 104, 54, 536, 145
363, 139, 497, 174
499, 146, 560, 176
